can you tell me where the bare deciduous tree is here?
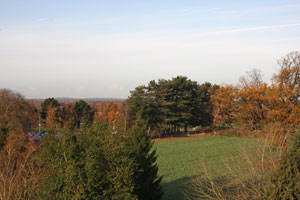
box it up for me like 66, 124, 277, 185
239, 68, 264, 89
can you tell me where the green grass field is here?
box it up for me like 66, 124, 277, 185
154, 136, 257, 200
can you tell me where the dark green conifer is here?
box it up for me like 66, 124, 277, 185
128, 114, 163, 200
38, 132, 86, 200
38, 124, 137, 200
41, 97, 60, 119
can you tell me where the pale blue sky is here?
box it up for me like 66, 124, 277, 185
1, 0, 300, 98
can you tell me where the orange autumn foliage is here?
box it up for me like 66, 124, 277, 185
211, 85, 238, 127
0, 132, 41, 200
107, 103, 121, 128
94, 102, 126, 129
211, 52, 300, 132
46, 106, 59, 128
94, 102, 109, 122
235, 83, 269, 130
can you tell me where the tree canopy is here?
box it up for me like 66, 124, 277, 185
126, 76, 218, 135
41, 97, 60, 120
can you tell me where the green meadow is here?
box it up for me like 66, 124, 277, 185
155, 136, 257, 200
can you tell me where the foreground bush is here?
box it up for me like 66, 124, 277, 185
0, 89, 39, 200
37, 120, 163, 200
38, 124, 137, 200
267, 131, 300, 199
0, 133, 40, 200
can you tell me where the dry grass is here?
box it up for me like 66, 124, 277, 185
185, 124, 291, 200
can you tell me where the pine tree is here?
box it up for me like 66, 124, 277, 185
268, 131, 300, 199
74, 100, 94, 129
128, 114, 163, 200
87, 122, 137, 200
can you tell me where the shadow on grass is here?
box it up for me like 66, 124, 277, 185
162, 174, 261, 200
162, 176, 231, 200
162, 176, 191, 200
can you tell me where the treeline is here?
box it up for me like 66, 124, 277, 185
0, 90, 162, 199
126, 77, 218, 135
40, 98, 126, 130
127, 51, 300, 138
38, 49, 300, 138
212, 51, 300, 133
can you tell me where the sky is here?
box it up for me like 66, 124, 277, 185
0, 0, 300, 99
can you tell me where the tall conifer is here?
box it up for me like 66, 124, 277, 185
128, 114, 163, 200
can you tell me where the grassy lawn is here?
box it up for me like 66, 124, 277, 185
154, 136, 258, 200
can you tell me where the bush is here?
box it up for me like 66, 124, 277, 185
267, 131, 300, 199
38, 124, 137, 200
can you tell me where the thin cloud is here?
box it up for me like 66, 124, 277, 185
196, 23, 300, 37
264, 36, 300, 42
36, 18, 49, 22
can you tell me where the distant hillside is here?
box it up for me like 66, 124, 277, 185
27, 97, 125, 103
